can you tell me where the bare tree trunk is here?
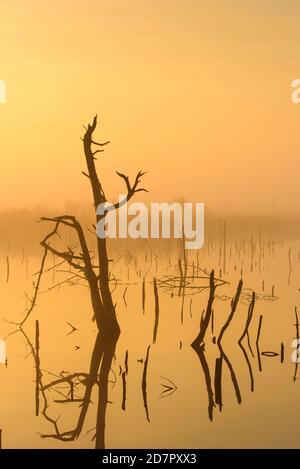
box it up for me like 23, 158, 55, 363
95, 334, 119, 449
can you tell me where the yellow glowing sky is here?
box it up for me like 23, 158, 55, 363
0, 0, 300, 214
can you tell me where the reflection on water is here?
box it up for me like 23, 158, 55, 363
1, 236, 300, 448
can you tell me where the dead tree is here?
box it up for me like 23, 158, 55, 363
12, 115, 147, 449
40, 115, 147, 337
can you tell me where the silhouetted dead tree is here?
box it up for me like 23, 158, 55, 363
214, 357, 223, 410
9, 115, 147, 449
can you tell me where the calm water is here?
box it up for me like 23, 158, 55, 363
0, 238, 300, 448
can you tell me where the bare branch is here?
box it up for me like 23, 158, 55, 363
91, 140, 110, 147
113, 169, 148, 209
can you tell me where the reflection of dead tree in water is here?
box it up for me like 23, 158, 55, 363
142, 345, 151, 422
179, 235, 188, 324
238, 292, 256, 392
191, 270, 216, 421
18, 327, 112, 446
159, 375, 177, 398
217, 280, 243, 405
7, 115, 147, 449
214, 357, 223, 411
158, 263, 227, 296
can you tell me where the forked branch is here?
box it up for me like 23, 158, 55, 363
112, 170, 148, 209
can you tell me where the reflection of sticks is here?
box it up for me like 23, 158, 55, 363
121, 372, 126, 411
142, 345, 151, 422
159, 375, 177, 399
67, 322, 77, 336
295, 307, 299, 342
53, 398, 83, 404
280, 343, 284, 363
43, 333, 104, 441
6, 256, 9, 283
191, 270, 216, 420
123, 286, 128, 308
261, 351, 279, 357
238, 291, 255, 358
255, 315, 263, 372
214, 357, 223, 411
35, 320, 40, 417
221, 350, 241, 404
42, 372, 88, 391
152, 278, 159, 344
121, 350, 129, 411
256, 315, 263, 344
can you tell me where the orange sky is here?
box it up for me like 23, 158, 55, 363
0, 0, 300, 214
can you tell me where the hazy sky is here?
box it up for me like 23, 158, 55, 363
0, 0, 300, 214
